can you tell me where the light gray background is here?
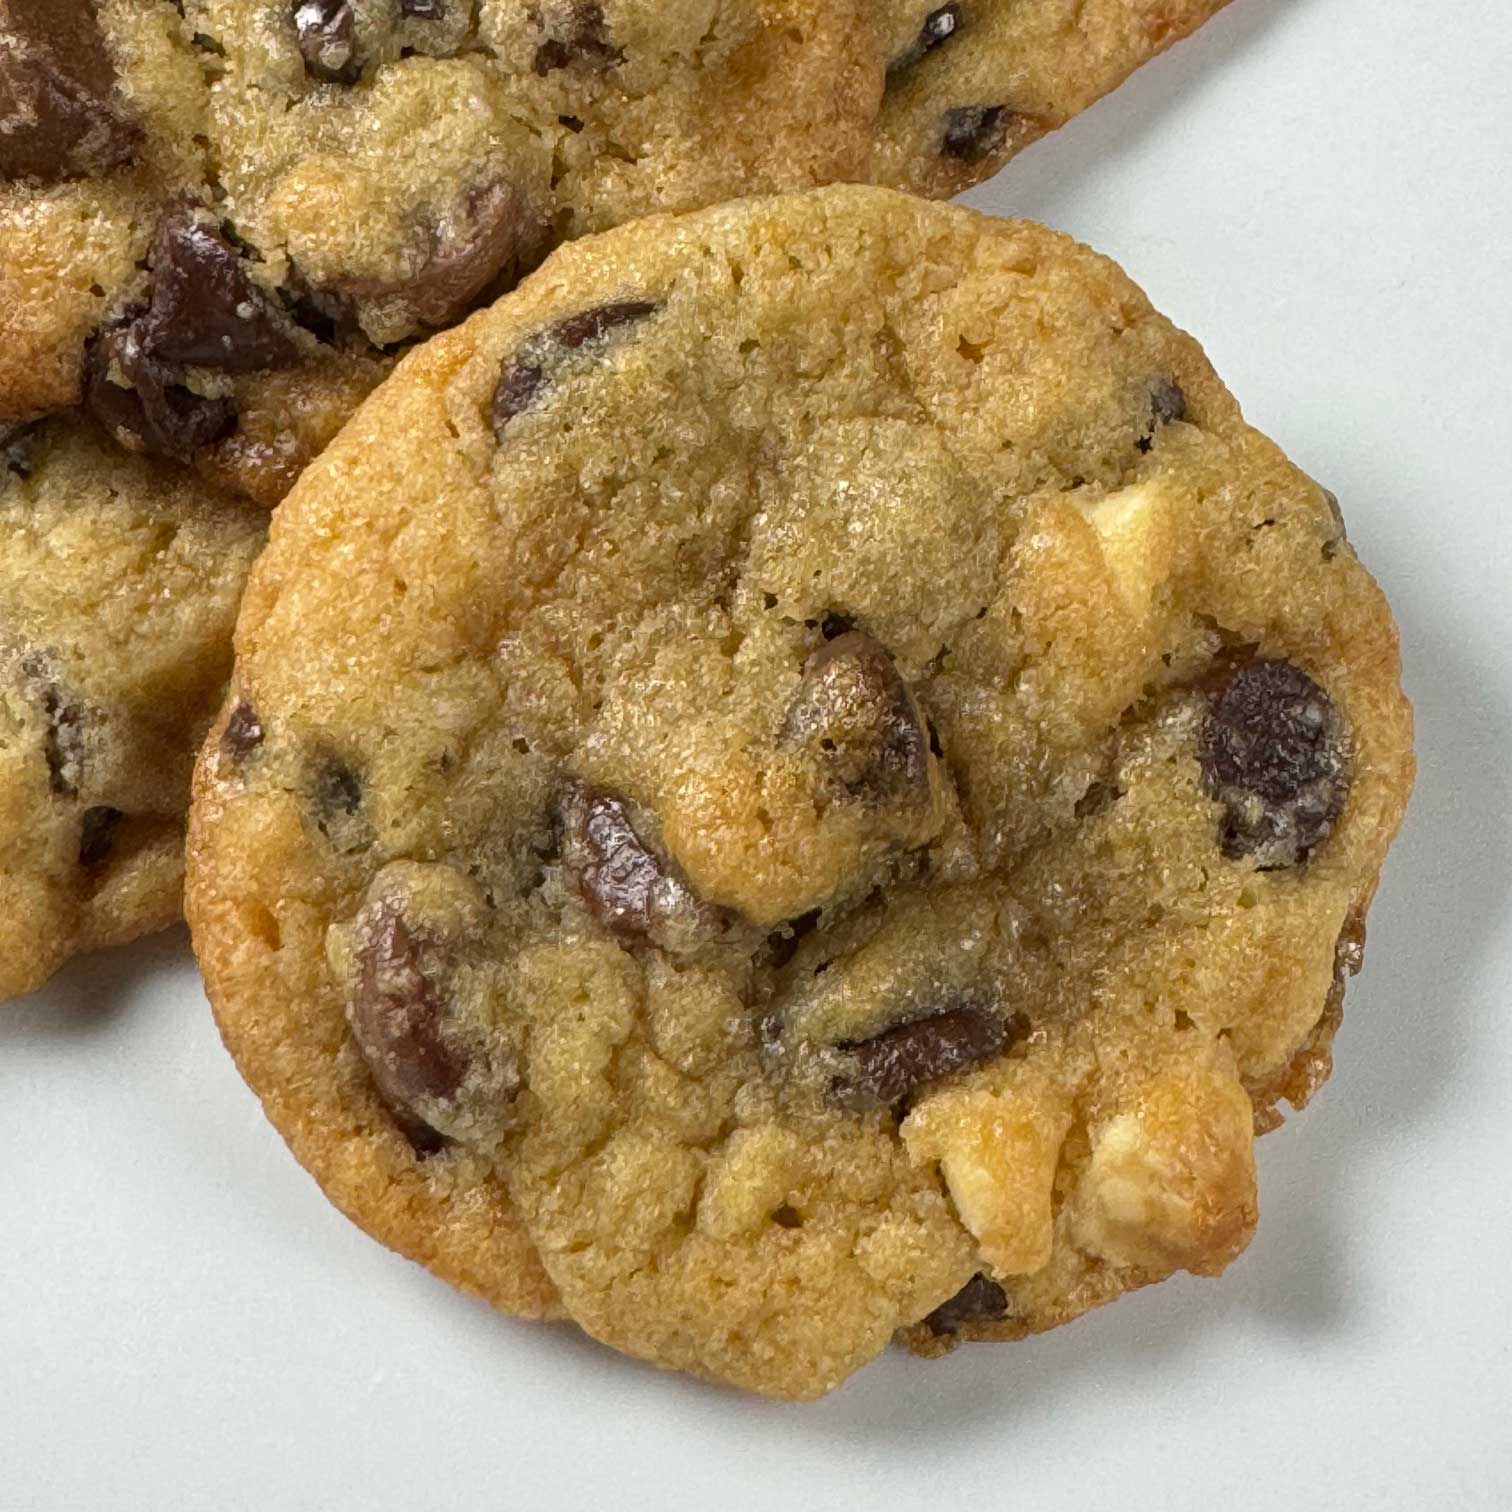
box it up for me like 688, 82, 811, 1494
3, 1, 1510, 1506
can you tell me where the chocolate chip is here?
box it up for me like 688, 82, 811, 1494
292, 0, 360, 84
830, 1002, 1018, 1110
888, 3, 961, 78
346, 901, 470, 1155
1198, 659, 1350, 868
941, 104, 1009, 162
0, 0, 142, 182
77, 805, 122, 867
220, 700, 264, 764
85, 206, 301, 461
310, 181, 543, 334
924, 1273, 1009, 1336
531, 1, 624, 76
1137, 378, 1188, 453
492, 299, 658, 435
555, 301, 659, 352
85, 330, 236, 461
136, 209, 303, 372
781, 632, 934, 808
492, 359, 547, 433
20, 653, 85, 797
556, 781, 730, 949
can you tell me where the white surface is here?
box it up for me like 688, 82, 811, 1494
4, 2, 1511, 1506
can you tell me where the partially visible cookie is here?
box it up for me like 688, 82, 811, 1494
1, 0, 882, 505
1, 2, 207, 423
187, 186, 1412, 1397
871, 0, 1233, 197
0, 418, 264, 999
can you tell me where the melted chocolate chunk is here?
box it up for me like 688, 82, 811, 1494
781, 632, 933, 807
1199, 659, 1350, 868
292, 0, 359, 85
531, 1, 624, 76
86, 207, 302, 461
552, 301, 659, 353
557, 782, 729, 949
830, 1003, 1017, 1110
312, 181, 543, 334
0, 0, 142, 182
220, 700, 264, 764
85, 329, 236, 461
20, 653, 85, 797
77, 804, 122, 867
347, 903, 466, 1154
492, 347, 568, 427
924, 1273, 1010, 1336
492, 299, 658, 435
941, 104, 1009, 162
138, 209, 303, 372
888, 3, 961, 78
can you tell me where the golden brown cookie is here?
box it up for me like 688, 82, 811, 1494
870, 0, 1234, 197
1, 0, 881, 505
187, 186, 1413, 1397
0, 417, 264, 999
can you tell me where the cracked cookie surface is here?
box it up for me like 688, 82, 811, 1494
2, 0, 880, 504
0, 417, 264, 998
870, 0, 1234, 197
187, 186, 1412, 1398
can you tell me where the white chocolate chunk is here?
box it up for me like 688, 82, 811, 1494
1080, 477, 1178, 620
1071, 1060, 1257, 1275
904, 1078, 1071, 1277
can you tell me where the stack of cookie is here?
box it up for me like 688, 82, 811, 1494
2, 1, 1412, 1399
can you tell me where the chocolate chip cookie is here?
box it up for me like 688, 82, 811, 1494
2, 0, 881, 504
0, 417, 264, 999
186, 185, 1413, 1397
871, 0, 1234, 196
